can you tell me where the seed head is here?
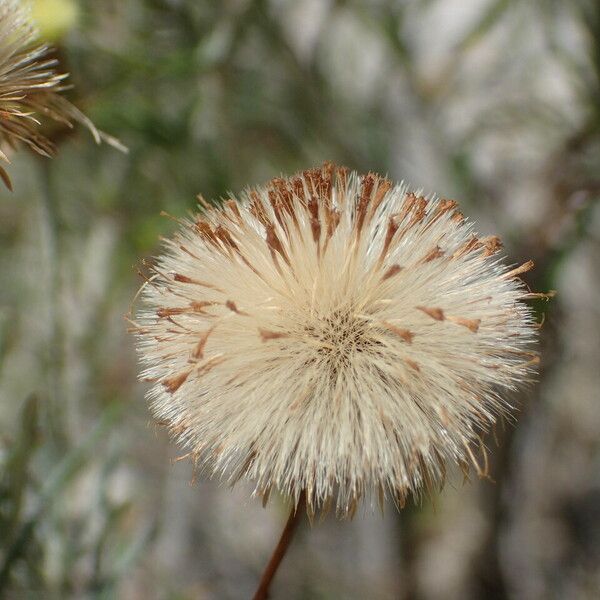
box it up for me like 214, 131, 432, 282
0, 0, 125, 189
135, 164, 538, 517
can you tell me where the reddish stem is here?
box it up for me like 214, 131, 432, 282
252, 493, 306, 600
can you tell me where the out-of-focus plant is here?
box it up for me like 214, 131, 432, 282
0, 398, 156, 597
0, 0, 124, 189
30, 0, 79, 43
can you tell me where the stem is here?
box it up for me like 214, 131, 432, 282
37, 158, 67, 450
252, 492, 306, 600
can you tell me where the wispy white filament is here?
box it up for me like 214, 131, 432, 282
136, 165, 537, 516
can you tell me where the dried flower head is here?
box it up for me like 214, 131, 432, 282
0, 0, 124, 189
135, 163, 539, 517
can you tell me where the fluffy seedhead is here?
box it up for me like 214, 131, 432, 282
135, 163, 539, 517
0, 0, 124, 188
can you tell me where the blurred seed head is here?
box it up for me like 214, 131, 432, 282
134, 163, 539, 517
0, 0, 124, 189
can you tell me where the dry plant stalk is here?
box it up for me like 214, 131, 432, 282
134, 163, 539, 519
0, 0, 125, 189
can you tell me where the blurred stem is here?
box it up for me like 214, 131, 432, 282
472, 432, 511, 600
37, 158, 67, 449
0, 402, 122, 592
397, 504, 420, 600
252, 492, 306, 600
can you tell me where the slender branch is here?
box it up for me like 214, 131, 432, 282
252, 492, 306, 600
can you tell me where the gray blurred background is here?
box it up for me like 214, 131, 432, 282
1, 0, 599, 598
